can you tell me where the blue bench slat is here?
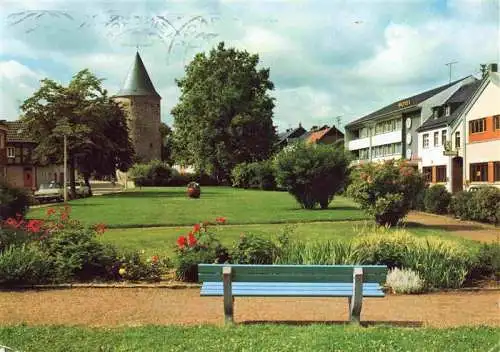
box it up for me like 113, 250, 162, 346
202, 282, 381, 287
200, 282, 385, 297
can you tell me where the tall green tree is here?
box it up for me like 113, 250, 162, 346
20, 69, 134, 196
171, 42, 277, 182
159, 122, 173, 165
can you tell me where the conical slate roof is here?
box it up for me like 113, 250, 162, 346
116, 52, 161, 98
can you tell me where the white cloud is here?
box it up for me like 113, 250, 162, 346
0, 60, 44, 118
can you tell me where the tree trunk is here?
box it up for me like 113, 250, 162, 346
83, 172, 92, 196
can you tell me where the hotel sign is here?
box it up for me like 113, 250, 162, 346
398, 99, 412, 108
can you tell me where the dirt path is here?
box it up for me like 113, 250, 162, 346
0, 288, 498, 328
406, 212, 499, 243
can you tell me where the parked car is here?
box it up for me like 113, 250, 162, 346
34, 182, 64, 203
67, 181, 91, 198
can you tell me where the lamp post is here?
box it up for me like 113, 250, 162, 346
63, 133, 68, 203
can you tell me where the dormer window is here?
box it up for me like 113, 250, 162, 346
445, 105, 451, 116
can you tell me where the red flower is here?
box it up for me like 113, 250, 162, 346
151, 255, 159, 263
60, 212, 69, 221
188, 232, 197, 247
15, 213, 22, 220
46, 208, 56, 216
177, 235, 187, 249
193, 223, 201, 233
5, 217, 17, 227
95, 223, 106, 235
26, 219, 44, 233
215, 217, 226, 224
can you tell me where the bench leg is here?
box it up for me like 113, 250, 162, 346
223, 266, 234, 324
349, 267, 363, 324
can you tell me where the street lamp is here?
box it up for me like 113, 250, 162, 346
63, 133, 68, 203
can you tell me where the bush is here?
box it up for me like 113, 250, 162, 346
450, 187, 500, 224
469, 187, 500, 224
0, 225, 32, 253
450, 191, 473, 220
467, 243, 500, 283
0, 244, 53, 285
347, 160, 426, 226
231, 161, 276, 190
174, 221, 230, 282
130, 160, 172, 187
41, 228, 119, 282
386, 268, 425, 294
274, 239, 362, 265
0, 180, 31, 220
168, 169, 194, 186
424, 185, 451, 214
115, 252, 168, 282
273, 142, 350, 209
231, 234, 276, 264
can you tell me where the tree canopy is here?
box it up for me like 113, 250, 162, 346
20, 69, 134, 195
171, 42, 277, 182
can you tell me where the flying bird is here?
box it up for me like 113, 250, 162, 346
353, 20, 364, 24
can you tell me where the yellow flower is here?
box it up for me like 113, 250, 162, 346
118, 268, 127, 276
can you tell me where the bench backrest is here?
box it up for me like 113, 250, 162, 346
198, 264, 387, 284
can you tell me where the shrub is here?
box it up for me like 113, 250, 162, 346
386, 268, 425, 294
115, 252, 168, 282
168, 170, 194, 186
231, 161, 276, 190
41, 228, 118, 282
353, 230, 413, 268
424, 185, 451, 214
469, 187, 500, 224
273, 142, 350, 209
450, 191, 473, 220
231, 234, 276, 264
347, 160, 426, 226
0, 180, 31, 220
467, 242, 500, 283
174, 221, 230, 282
129, 160, 172, 187
0, 225, 32, 252
0, 244, 53, 285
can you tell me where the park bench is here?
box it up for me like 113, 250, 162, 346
199, 264, 388, 324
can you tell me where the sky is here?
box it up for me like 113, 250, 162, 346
0, 0, 499, 133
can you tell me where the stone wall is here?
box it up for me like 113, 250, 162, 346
115, 95, 162, 163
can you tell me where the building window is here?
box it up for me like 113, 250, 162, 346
7, 147, 15, 158
470, 163, 488, 182
494, 115, 500, 130
494, 162, 500, 182
469, 118, 486, 134
0, 133, 4, 149
359, 148, 369, 160
436, 166, 447, 182
445, 105, 451, 116
441, 130, 446, 146
422, 167, 432, 183
455, 131, 460, 148
433, 132, 439, 147
423, 134, 429, 148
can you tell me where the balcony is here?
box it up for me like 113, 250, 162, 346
372, 131, 402, 147
348, 137, 370, 151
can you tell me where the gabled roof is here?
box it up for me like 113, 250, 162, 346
6, 120, 34, 143
276, 125, 306, 145
116, 52, 161, 99
416, 79, 482, 132
307, 125, 344, 144
345, 76, 470, 128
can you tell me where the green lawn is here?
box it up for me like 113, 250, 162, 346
0, 325, 497, 352
101, 221, 470, 259
28, 187, 370, 228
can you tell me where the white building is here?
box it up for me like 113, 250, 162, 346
345, 76, 477, 165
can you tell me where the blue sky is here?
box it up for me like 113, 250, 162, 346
0, 0, 498, 132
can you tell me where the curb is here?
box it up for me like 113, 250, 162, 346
0, 283, 201, 290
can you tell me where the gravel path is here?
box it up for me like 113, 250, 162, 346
0, 288, 498, 328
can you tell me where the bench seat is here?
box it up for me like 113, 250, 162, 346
201, 282, 385, 297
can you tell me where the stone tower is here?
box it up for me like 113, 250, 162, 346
114, 51, 162, 162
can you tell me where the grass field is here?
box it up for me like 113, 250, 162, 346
0, 325, 497, 352
101, 221, 469, 258
27, 187, 370, 227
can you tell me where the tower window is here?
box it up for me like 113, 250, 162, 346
150, 143, 153, 148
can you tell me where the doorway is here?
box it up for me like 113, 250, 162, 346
23, 168, 33, 188
452, 157, 463, 193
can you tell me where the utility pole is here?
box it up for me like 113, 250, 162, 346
445, 61, 458, 83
